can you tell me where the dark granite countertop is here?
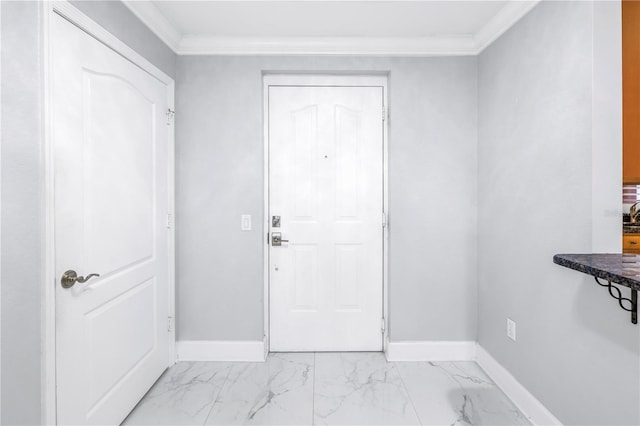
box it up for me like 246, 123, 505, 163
553, 254, 640, 291
623, 224, 640, 234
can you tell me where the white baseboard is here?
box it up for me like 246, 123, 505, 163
476, 345, 562, 426
177, 339, 267, 362
385, 339, 477, 361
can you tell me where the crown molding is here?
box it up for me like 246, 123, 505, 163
122, 0, 181, 52
474, 0, 541, 53
123, 0, 541, 56
178, 35, 478, 56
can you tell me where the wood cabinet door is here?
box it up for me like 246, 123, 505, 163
623, 1, 640, 182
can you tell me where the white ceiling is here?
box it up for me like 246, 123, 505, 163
123, 0, 540, 55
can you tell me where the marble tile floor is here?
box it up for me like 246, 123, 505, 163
123, 352, 530, 426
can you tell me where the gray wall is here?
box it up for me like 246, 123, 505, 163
478, 1, 638, 425
1, 2, 44, 424
176, 56, 479, 342
0, 2, 175, 423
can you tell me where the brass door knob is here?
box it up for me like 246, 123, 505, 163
60, 270, 100, 288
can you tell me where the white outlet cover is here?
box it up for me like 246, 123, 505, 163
241, 214, 252, 231
506, 318, 516, 341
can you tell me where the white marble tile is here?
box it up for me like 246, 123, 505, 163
313, 352, 420, 425
204, 352, 314, 425
123, 361, 233, 426
396, 361, 531, 426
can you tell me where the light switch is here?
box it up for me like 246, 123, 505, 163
241, 214, 252, 231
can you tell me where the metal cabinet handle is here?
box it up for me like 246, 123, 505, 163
60, 270, 100, 288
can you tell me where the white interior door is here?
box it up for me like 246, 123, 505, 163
269, 82, 384, 352
52, 13, 172, 425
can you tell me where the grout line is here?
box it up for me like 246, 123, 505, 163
202, 361, 237, 426
312, 352, 316, 426
394, 361, 424, 426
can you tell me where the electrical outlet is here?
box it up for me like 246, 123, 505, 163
506, 318, 516, 341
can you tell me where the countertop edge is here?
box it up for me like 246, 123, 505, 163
553, 254, 640, 291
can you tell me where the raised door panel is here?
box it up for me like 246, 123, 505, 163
84, 71, 156, 277
293, 106, 319, 219
335, 105, 360, 219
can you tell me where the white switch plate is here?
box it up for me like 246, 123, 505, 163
506, 318, 516, 341
241, 214, 251, 231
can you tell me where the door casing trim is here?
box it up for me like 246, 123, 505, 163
262, 73, 389, 353
41, 2, 176, 423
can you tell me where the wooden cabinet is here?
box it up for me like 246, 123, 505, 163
623, 234, 640, 253
623, 1, 640, 182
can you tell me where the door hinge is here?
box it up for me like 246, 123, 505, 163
381, 317, 386, 334
166, 108, 175, 125
382, 212, 387, 228
382, 106, 387, 122
167, 316, 174, 332
166, 213, 174, 229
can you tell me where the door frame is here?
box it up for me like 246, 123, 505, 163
262, 74, 389, 354
41, 2, 176, 423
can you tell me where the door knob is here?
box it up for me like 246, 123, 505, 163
60, 270, 100, 288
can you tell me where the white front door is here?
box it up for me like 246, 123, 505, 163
268, 81, 385, 352
52, 13, 172, 425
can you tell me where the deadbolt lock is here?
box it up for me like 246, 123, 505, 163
272, 216, 281, 228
